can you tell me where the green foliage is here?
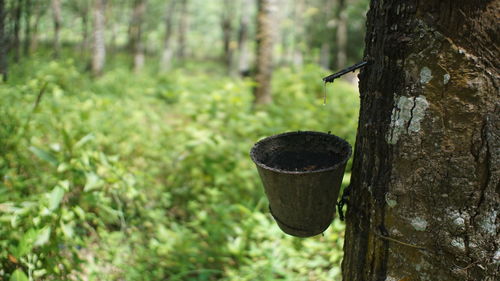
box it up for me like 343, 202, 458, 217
0, 55, 358, 280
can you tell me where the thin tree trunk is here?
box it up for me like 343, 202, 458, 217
30, 0, 43, 53
0, 0, 7, 81
91, 0, 106, 77
23, 0, 32, 56
237, 0, 252, 76
51, 0, 62, 58
253, 0, 275, 105
130, 0, 147, 73
177, 0, 189, 60
292, 0, 304, 67
80, 4, 89, 56
319, 0, 334, 69
160, 0, 176, 72
221, 0, 234, 73
13, 0, 22, 62
335, 0, 346, 68
342, 1, 499, 280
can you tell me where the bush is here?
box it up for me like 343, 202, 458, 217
0, 56, 358, 280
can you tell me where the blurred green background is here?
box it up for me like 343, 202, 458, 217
0, 0, 368, 280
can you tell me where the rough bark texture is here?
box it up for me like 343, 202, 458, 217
343, 1, 499, 280
91, 0, 106, 77
160, 0, 176, 72
253, 0, 275, 105
0, 0, 7, 81
51, 0, 62, 58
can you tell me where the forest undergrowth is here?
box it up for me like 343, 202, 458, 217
0, 52, 359, 281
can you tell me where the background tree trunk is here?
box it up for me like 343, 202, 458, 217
0, 0, 7, 81
80, 3, 89, 56
23, 0, 32, 56
51, 0, 61, 58
292, 0, 304, 67
176, 0, 189, 60
335, 0, 346, 68
12, 0, 22, 62
159, 0, 176, 72
343, 1, 499, 280
130, 0, 147, 73
91, 0, 106, 77
253, 0, 275, 105
220, 0, 235, 73
319, 0, 333, 69
237, 0, 252, 77
30, 0, 44, 53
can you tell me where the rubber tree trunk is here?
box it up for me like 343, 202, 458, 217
342, 1, 499, 280
130, 0, 147, 73
237, 0, 252, 76
319, 0, 333, 69
0, 0, 7, 81
335, 0, 346, 69
292, 0, 304, 67
253, 0, 275, 105
51, 0, 62, 58
221, 0, 234, 73
30, 0, 43, 53
91, 0, 106, 77
160, 0, 176, 72
80, 3, 89, 56
176, 0, 189, 60
23, 0, 32, 56
12, 0, 22, 62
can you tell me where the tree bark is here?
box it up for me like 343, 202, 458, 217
159, 0, 176, 72
319, 0, 334, 69
130, 0, 147, 73
30, 0, 44, 53
51, 0, 62, 58
237, 0, 252, 76
292, 0, 304, 67
91, 0, 106, 77
80, 2, 89, 56
0, 0, 7, 81
220, 0, 235, 73
12, 0, 22, 62
335, 0, 346, 69
176, 0, 189, 60
253, 0, 275, 105
343, 1, 499, 280
23, 0, 32, 56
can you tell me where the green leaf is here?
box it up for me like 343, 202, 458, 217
34, 227, 51, 247
61, 222, 74, 238
9, 269, 29, 281
75, 133, 94, 147
16, 228, 37, 257
49, 186, 65, 211
29, 146, 58, 166
84, 172, 100, 192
